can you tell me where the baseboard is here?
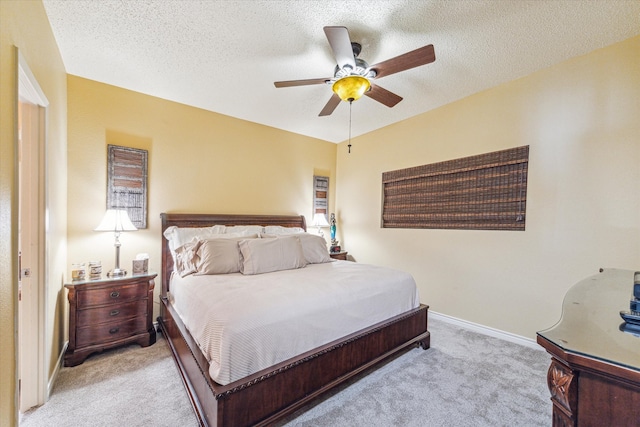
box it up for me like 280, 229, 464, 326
429, 311, 543, 351
48, 341, 68, 399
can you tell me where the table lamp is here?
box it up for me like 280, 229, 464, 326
311, 213, 330, 238
95, 209, 137, 277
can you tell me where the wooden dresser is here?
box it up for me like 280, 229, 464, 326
64, 272, 157, 367
537, 269, 640, 426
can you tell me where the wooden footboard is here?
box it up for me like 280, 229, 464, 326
158, 298, 429, 427
158, 213, 430, 426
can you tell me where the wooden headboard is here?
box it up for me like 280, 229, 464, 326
159, 213, 307, 297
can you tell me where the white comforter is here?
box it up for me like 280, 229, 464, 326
170, 260, 420, 385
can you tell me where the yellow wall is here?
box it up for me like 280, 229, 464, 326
0, 1, 68, 425
336, 35, 640, 339
67, 76, 337, 319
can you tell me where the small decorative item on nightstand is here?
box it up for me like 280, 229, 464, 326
329, 213, 341, 253
132, 253, 149, 275
71, 263, 86, 281
88, 261, 102, 280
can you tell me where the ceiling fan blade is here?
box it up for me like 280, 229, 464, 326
323, 26, 356, 70
369, 44, 435, 79
274, 78, 331, 88
365, 83, 403, 108
319, 93, 341, 116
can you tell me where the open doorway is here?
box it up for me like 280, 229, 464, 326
17, 50, 48, 414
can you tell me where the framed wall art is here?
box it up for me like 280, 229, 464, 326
107, 144, 148, 229
313, 175, 329, 221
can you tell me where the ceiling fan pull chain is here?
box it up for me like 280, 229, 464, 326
348, 100, 352, 154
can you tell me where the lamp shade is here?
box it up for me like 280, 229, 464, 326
95, 209, 137, 232
311, 214, 330, 227
332, 75, 371, 102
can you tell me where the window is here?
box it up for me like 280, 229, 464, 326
382, 146, 529, 231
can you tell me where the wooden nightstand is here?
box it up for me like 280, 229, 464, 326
64, 272, 157, 367
330, 250, 348, 261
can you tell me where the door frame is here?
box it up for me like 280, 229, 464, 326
17, 49, 48, 412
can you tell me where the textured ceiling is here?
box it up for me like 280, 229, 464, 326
42, 0, 640, 143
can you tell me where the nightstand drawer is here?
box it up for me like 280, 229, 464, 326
77, 299, 147, 327
76, 316, 148, 348
76, 283, 147, 308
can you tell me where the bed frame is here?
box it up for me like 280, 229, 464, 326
157, 213, 430, 427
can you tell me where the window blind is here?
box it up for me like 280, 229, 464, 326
382, 146, 529, 231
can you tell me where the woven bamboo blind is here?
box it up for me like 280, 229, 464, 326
382, 146, 529, 231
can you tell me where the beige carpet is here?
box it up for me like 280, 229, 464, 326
20, 318, 551, 426
20, 334, 197, 427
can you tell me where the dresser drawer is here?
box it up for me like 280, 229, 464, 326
76, 283, 147, 308
76, 316, 148, 348
77, 299, 147, 327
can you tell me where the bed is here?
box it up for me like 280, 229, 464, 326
157, 213, 430, 426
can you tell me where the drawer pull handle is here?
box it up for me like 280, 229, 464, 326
110, 291, 120, 298
110, 310, 120, 316
109, 327, 119, 334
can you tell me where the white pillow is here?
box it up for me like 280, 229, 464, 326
213, 232, 258, 239
263, 225, 306, 235
163, 225, 226, 254
239, 236, 307, 275
224, 225, 264, 235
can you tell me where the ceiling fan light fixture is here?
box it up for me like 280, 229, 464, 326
332, 75, 371, 102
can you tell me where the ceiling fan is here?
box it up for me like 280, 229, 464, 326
274, 26, 436, 116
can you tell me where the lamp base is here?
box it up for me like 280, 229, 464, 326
107, 268, 127, 278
